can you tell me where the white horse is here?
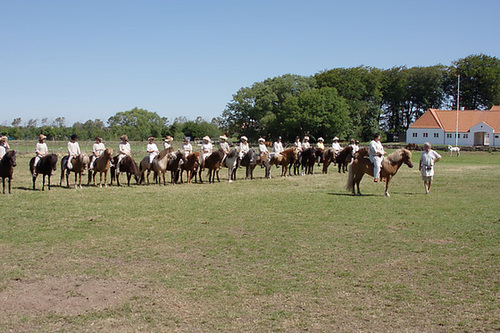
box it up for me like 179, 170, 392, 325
220, 148, 238, 182
448, 145, 460, 156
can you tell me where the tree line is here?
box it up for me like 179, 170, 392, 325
1, 54, 498, 143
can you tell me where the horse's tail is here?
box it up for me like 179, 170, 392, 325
346, 162, 354, 192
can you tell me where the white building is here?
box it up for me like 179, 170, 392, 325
406, 106, 500, 147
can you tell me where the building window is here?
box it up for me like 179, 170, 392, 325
463, 134, 468, 139
423, 133, 428, 138
412, 133, 417, 137
447, 133, 452, 138
454, 134, 460, 138
434, 133, 439, 138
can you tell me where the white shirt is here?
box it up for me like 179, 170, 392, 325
182, 143, 193, 156
240, 142, 250, 154
68, 141, 80, 156
331, 142, 341, 152
302, 142, 311, 149
201, 142, 212, 154
294, 141, 302, 151
316, 142, 325, 150
350, 144, 359, 155
273, 141, 284, 154
0, 145, 5, 159
147, 143, 159, 154
258, 143, 268, 154
220, 141, 230, 154
36, 142, 48, 156
420, 150, 441, 177
163, 141, 171, 150
119, 142, 131, 155
369, 140, 384, 162
92, 142, 106, 157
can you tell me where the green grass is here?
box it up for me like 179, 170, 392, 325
1, 143, 499, 332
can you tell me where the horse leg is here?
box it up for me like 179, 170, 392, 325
385, 176, 392, 197
48, 175, 51, 190
32, 175, 36, 191
8, 177, 11, 194
116, 172, 121, 186
2, 178, 5, 194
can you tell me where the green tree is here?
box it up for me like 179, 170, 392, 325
107, 107, 169, 140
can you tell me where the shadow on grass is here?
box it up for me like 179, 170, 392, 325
327, 192, 376, 197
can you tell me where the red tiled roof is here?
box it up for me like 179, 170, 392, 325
410, 106, 500, 132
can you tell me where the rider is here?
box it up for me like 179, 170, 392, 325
147, 136, 159, 164
273, 136, 284, 155
0, 136, 8, 159
331, 137, 341, 156
239, 136, 250, 160
302, 136, 311, 150
316, 137, 325, 165
200, 136, 212, 165
89, 136, 105, 171
163, 135, 173, 150
219, 135, 230, 155
33, 134, 48, 177
369, 133, 386, 182
116, 135, 131, 174
67, 134, 81, 170
181, 137, 193, 158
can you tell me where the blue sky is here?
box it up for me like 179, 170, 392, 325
1, 0, 499, 126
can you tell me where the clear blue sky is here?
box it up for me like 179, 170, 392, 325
1, 0, 499, 126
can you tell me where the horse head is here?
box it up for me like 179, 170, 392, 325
401, 149, 414, 168
3, 150, 17, 167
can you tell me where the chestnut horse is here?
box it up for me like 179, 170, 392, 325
322, 148, 336, 174
203, 149, 225, 183
180, 152, 200, 184
335, 146, 353, 173
60, 154, 90, 189
346, 148, 414, 197
166, 150, 186, 184
30, 154, 58, 191
268, 148, 298, 177
139, 155, 154, 185
0, 150, 17, 194
300, 147, 316, 175
89, 148, 114, 188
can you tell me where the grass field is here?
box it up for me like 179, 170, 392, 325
1, 142, 499, 332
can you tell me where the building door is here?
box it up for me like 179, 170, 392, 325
474, 132, 488, 146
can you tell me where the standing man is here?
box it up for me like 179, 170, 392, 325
147, 137, 159, 164
33, 134, 48, 176
369, 133, 386, 182
419, 142, 441, 195
89, 136, 106, 171
116, 135, 131, 174
67, 134, 81, 170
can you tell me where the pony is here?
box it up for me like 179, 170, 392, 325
219, 148, 238, 182
89, 148, 114, 188
300, 147, 316, 175
138, 155, 154, 185
110, 155, 141, 186
203, 149, 225, 183
60, 154, 90, 189
322, 148, 337, 174
346, 148, 414, 197
239, 149, 257, 180
29, 154, 58, 191
256, 151, 270, 179
335, 146, 353, 173
448, 145, 460, 156
268, 148, 298, 177
0, 150, 17, 194
151, 148, 175, 186
166, 150, 186, 184
180, 152, 200, 184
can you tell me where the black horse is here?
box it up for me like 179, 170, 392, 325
0, 150, 17, 194
29, 154, 58, 191
300, 147, 316, 175
110, 155, 141, 186
239, 149, 257, 180
335, 146, 353, 173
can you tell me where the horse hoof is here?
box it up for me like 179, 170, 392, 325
228, 180, 232, 183
385, 192, 390, 197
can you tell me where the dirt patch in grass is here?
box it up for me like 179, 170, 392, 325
0, 276, 139, 315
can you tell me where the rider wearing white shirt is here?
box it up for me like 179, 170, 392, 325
147, 137, 159, 163
117, 135, 131, 174
302, 136, 311, 150
181, 137, 193, 157
201, 136, 212, 164
239, 136, 250, 159
89, 136, 105, 170
67, 134, 81, 170
331, 137, 341, 155
273, 136, 284, 154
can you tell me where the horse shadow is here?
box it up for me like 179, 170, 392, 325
327, 192, 375, 197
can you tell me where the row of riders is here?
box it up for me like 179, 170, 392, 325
0, 133, 419, 197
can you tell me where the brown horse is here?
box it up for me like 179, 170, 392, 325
30, 154, 58, 191
322, 148, 336, 174
269, 148, 298, 177
180, 152, 200, 184
300, 147, 316, 175
151, 148, 176, 185
239, 149, 257, 180
139, 155, 154, 185
203, 149, 225, 183
346, 148, 414, 197
110, 155, 141, 186
0, 150, 17, 194
90, 148, 114, 188
60, 154, 90, 189
335, 146, 353, 173
166, 150, 186, 184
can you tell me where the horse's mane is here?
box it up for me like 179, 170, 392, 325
158, 147, 174, 159
386, 149, 411, 164
227, 148, 237, 158
2, 150, 16, 161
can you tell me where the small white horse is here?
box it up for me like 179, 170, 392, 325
220, 148, 238, 182
448, 145, 460, 156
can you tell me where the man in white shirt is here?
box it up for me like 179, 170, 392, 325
147, 137, 159, 164
89, 136, 105, 170
273, 136, 284, 154
117, 135, 131, 174
369, 133, 386, 182
419, 142, 442, 194
34, 134, 48, 176
67, 134, 81, 170
331, 137, 341, 155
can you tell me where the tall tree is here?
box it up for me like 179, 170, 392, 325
107, 107, 169, 140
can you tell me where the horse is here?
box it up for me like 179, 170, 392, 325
166, 150, 186, 184
60, 154, 90, 189
448, 145, 460, 156
151, 148, 175, 186
322, 148, 337, 174
0, 150, 17, 194
110, 155, 141, 186
405, 143, 419, 150
256, 151, 271, 179
335, 146, 353, 173
219, 148, 238, 182
30, 154, 58, 191
139, 155, 154, 185
268, 148, 298, 177
346, 148, 414, 197
300, 147, 316, 175
180, 152, 200, 184
239, 149, 257, 180
203, 149, 225, 183
89, 148, 114, 188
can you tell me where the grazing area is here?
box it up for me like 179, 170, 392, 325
1, 142, 499, 332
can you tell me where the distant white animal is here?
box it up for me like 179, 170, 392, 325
448, 145, 460, 156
